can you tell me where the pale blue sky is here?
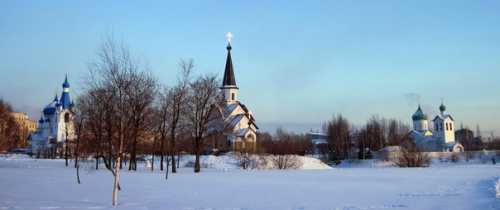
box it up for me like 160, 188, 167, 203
1, 1, 499, 134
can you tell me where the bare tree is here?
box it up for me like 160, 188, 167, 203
164, 59, 192, 173
127, 70, 157, 171
72, 100, 85, 184
395, 139, 430, 167
266, 128, 306, 169
155, 90, 170, 172
324, 114, 351, 162
387, 119, 410, 146
82, 36, 153, 206
185, 74, 219, 173
0, 99, 21, 152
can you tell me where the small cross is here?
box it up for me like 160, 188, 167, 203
226, 32, 233, 43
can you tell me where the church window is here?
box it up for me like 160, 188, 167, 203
445, 123, 449, 131
64, 113, 70, 123
231, 93, 235, 100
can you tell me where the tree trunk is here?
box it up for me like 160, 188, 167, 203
165, 155, 170, 180
194, 137, 201, 173
177, 152, 180, 169
160, 137, 164, 171
95, 153, 99, 170
151, 153, 155, 172
112, 156, 121, 206
170, 131, 177, 173
75, 134, 81, 184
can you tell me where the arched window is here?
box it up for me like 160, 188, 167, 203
64, 113, 70, 123
231, 93, 235, 101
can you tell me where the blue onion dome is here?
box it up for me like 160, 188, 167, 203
439, 103, 446, 113
43, 99, 59, 115
412, 105, 428, 121
43, 106, 56, 115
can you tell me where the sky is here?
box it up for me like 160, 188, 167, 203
1, 1, 500, 135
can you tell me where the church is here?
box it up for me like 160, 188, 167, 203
409, 102, 464, 152
210, 34, 259, 153
28, 76, 75, 153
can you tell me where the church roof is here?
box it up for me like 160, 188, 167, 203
432, 114, 454, 121
62, 74, 70, 88
439, 103, 446, 113
412, 105, 428, 121
222, 43, 237, 87
60, 76, 72, 109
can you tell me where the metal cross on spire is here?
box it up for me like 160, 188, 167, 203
225, 32, 233, 44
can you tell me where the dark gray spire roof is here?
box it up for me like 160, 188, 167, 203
222, 43, 237, 87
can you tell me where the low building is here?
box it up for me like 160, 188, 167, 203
10, 112, 37, 147
306, 131, 328, 154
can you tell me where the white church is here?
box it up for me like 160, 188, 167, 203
28, 76, 75, 153
409, 102, 464, 152
210, 33, 259, 152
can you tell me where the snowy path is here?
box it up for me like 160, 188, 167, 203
0, 158, 499, 210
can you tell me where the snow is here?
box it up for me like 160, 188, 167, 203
0, 155, 499, 210
496, 179, 500, 199
163, 154, 331, 171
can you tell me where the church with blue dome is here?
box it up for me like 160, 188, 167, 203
29, 75, 75, 153
409, 102, 464, 152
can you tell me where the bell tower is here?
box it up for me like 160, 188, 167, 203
221, 32, 238, 104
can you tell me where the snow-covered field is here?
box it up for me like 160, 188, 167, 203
0, 155, 499, 210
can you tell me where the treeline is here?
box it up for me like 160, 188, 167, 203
257, 128, 311, 156
324, 115, 411, 162
255, 115, 412, 163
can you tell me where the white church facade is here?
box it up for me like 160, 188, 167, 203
28, 76, 75, 153
409, 103, 464, 152
210, 34, 258, 152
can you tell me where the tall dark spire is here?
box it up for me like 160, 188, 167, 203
222, 42, 237, 87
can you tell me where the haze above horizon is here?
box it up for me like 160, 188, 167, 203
1, 1, 499, 135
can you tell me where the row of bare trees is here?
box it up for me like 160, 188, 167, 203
70, 38, 220, 206
323, 115, 411, 162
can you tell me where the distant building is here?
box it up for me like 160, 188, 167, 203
28, 76, 75, 153
211, 36, 258, 152
10, 112, 37, 147
11, 112, 37, 132
409, 102, 464, 152
306, 131, 328, 154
